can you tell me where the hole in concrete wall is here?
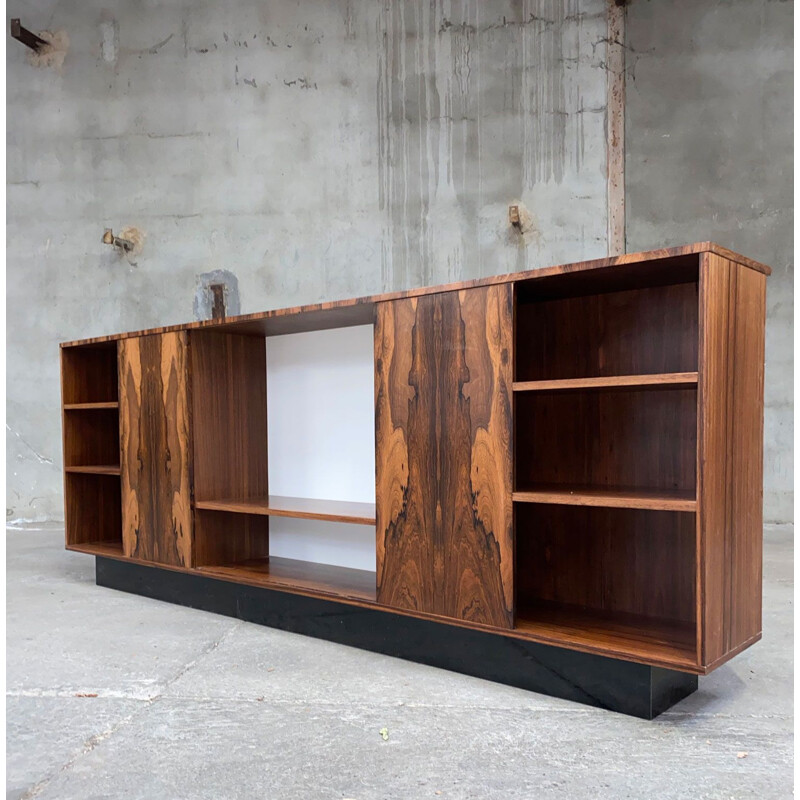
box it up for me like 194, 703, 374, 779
193, 270, 241, 321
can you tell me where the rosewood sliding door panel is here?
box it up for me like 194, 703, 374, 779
119, 332, 192, 568
375, 286, 514, 628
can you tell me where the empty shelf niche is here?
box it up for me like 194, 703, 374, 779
515, 503, 697, 668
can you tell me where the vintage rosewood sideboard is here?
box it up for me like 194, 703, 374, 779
61, 242, 769, 718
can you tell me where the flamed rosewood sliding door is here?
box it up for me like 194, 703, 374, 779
119, 332, 192, 567
375, 285, 514, 629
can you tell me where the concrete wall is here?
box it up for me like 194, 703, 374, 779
625, 0, 793, 524
7, 0, 792, 526
7, 0, 609, 522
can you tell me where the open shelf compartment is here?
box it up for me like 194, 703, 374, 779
194, 509, 376, 602
61, 342, 119, 405
515, 386, 698, 506
514, 256, 699, 383
514, 504, 698, 669
64, 472, 123, 556
189, 326, 377, 600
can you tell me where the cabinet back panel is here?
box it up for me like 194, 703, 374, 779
65, 473, 122, 546
515, 388, 697, 493
516, 281, 698, 381
62, 344, 119, 404
191, 331, 269, 502
63, 409, 120, 467
516, 504, 696, 624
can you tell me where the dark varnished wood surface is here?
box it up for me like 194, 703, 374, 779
193, 509, 270, 569
375, 286, 514, 629
65, 465, 121, 476
119, 333, 192, 568
64, 473, 122, 549
198, 556, 377, 603
515, 281, 699, 382
61, 243, 770, 676
62, 408, 120, 469
190, 331, 269, 503
512, 372, 698, 393
515, 387, 698, 495
516, 504, 697, 630
63, 401, 120, 410
61, 343, 119, 403
67, 539, 124, 557
516, 602, 697, 669
513, 486, 696, 512
195, 496, 376, 525
698, 253, 766, 667
61, 243, 769, 348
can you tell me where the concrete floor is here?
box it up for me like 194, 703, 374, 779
6, 526, 793, 799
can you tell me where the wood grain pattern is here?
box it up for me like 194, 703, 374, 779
61, 243, 769, 348
193, 510, 270, 569
516, 603, 696, 669
63, 402, 119, 410
516, 504, 697, 628
64, 473, 122, 549
119, 333, 192, 568
60, 245, 769, 677
190, 331, 269, 503
515, 281, 699, 381
63, 408, 120, 468
513, 486, 696, 512
195, 496, 375, 525
515, 388, 698, 495
65, 465, 121, 476
512, 372, 698, 393
375, 285, 514, 629
698, 253, 766, 666
198, 555, 376, 603
61, 343, 118, 403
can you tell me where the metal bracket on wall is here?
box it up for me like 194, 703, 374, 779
10, 19, 48, 52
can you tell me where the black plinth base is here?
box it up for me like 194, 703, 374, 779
96, 557, 697, 719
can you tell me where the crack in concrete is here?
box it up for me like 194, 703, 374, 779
6, 425, 53, 465
155, 620, 245, 697
17, 701, 153, 799
12, 622, 244, 797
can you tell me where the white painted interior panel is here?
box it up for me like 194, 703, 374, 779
266, 324, 376, 572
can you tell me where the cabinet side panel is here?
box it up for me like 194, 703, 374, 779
728, 264, 766, 651
375, 287, 514, 628
699, 255, 765, 668
698, 254, 731, 665
119, 332, 192, 567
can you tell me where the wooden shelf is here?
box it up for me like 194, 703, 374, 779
513, 486, 696, 511
65, 465, 121, 476
512, 372, 698, 393
195, 495, 376, 525
64, 402, 119, 410
516, 602, 697, 669
66, 540, 123, 557
197, 556, 377, 602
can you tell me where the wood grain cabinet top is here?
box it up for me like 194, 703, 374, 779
61, 243, 769, 676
